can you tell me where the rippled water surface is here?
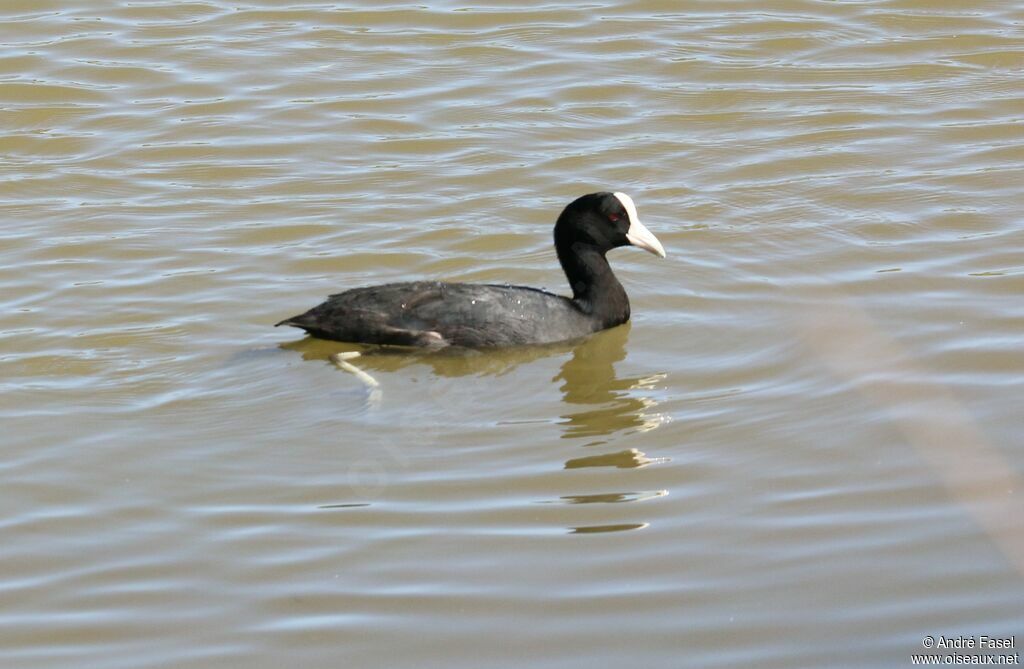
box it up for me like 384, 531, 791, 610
2, 1, 1022, 667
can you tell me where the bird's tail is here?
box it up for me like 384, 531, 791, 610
275, 314, 311, 328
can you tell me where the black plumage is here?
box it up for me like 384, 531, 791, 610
276, 192, 665, 348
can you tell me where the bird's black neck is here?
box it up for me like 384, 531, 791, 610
557, 244, 630, 329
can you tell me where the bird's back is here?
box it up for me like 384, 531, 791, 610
277, 281, 597, 347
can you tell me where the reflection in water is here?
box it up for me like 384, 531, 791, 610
280, 321, 671, 440
279, 324, 670, 444
570, 523, 649, 535
563, 448, 665, 470
279, 333, 577, 377
541, 490, 668, 504
280, 325, 671, 462
553, 323, 669, 442
280, 324, 671, 528
280, 322, 669, 442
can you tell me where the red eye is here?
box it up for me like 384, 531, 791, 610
609, 213, 620, 222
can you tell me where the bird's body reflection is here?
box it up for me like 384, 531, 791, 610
280, 326, 669, 533
280, 323, 667, 445
553, 323, 668, 443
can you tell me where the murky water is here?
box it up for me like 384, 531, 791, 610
2, 2, 1022, 667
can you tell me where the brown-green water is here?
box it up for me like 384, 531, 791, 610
2, 2, 1022, 667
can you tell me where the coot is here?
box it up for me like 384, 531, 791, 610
276, 191, 665, 347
